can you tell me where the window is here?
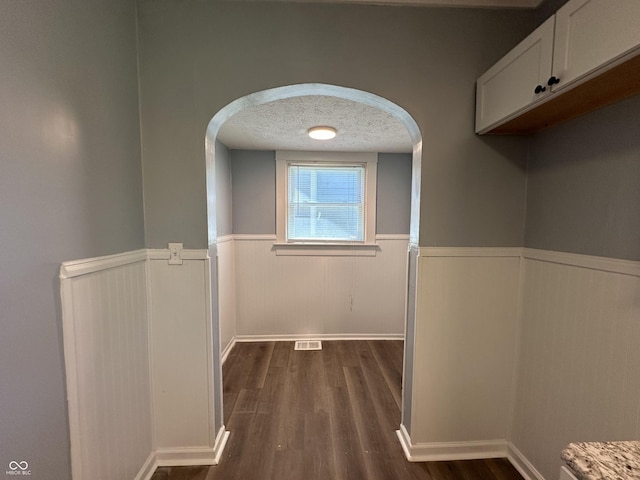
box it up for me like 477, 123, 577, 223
276, 151, 378, 255
287, 164, 365, 241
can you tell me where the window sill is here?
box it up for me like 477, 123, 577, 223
272, 242, 380, 257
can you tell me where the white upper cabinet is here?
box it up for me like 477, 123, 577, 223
475, 16, 555, 133
476, 0, 640, 134
552, 0, 640, 91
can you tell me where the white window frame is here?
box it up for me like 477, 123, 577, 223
275, 151, 378, 256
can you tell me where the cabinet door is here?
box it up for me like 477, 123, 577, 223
552, 0, 640, 91
475, 16, 555, 134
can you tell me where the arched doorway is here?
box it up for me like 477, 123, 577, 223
204, 83, 422, 446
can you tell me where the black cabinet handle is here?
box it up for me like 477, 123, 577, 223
547, 76, 560, 86
534, 85, 546, 94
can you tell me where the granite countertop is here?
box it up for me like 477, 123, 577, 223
561, 441, 640, 480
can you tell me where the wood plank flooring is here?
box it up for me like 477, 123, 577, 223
151, 340, 524, 480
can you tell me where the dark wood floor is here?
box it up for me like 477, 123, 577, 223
151, 340, 524, 480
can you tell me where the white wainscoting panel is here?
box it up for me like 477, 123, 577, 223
510, 249, 640, 480
147, 253, 215, 454
60, 251, 153, 480
216, 236, 237, 361
409, 248, 521, 449
233, 236, 409, 336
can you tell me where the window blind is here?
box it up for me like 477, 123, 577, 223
287, 164, 365, 241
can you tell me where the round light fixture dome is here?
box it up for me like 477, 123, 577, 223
308, 126, 337, 140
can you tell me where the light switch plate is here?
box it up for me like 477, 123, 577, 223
168, 243, 183, 265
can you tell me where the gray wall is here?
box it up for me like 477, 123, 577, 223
136, 0, 538, 248
215, 140, 233, 237
0, 1, 145, 478
231, 150, 277, 235
525, 94, 640, 261
377, 153, 412, 234
229, 150, 412, 235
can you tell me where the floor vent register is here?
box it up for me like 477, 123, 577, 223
294, 340, 322, 351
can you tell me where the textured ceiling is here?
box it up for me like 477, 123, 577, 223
217, 95, 414, 153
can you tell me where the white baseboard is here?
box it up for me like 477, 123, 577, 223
213, 426, 231, 464
134, 427, 230, 479
134, 452, 158, 480
507, 443, 547, 480
224, 335, 404, 362
154, 428, 229, 468
396, 424, 509, 462
235, 333, 404, 342
396, 433, 547, 480
396, 425, 414, 461
221, 337, 236, 364
155, 447, 219, 467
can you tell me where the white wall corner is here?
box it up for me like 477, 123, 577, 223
133, 429, 230, 478
133, 452, 158, 480
507, 254, 526, 443
221, 336, 236, 364
213, 426, 231, 465
395, 425, 509, 462
154, 429, 229, 468
216, 234, 234, 244
59, 276, 84, 480
507, 443, 547, 480
145, 256, 157, 454
396, 424, 414, 461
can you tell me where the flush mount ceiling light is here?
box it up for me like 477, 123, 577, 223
308, 126, 337, 140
